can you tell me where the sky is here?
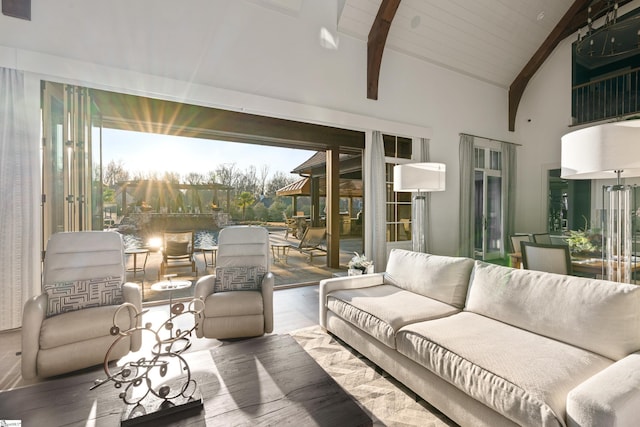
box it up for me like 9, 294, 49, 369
101, 128, 316, 180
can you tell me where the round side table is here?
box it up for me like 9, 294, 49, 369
125, 248, 149, 279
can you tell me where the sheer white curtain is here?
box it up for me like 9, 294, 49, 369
501, 142, 517, 257
0, 67, 39, 330
413, 137, 432, 252
458, 134, 475, 257
364, 131, 387, 271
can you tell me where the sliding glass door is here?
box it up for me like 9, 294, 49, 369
41, 82, 102, 247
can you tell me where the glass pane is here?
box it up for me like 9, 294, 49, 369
397, 192, 411, 203
474, 148, 485, 169
487, 175, 503, 252
490, 150, 502, 170
49, 95, 65, 235
383, 134, 395, 157
386, 223, 397, 242
397, 137, 412, 159
474, 171, 484, 252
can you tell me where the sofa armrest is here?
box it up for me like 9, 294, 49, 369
21, 293, 48, 380
262, 272, 274, 334
122, 282, 142, 351
567, 351, 640, 427
319, 273, 384, 329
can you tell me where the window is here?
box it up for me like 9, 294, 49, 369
384, 134, 412, 243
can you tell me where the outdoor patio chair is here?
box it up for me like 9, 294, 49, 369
194, 225, 274, 339
159, 230, 197, 279
283, 211, 298, 239
21, 231, 142, 379
295, 226, 327, 262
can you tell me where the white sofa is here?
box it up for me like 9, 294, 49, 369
319, 248, 640, 427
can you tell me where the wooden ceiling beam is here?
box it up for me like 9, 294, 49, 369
367, 0, 401, 100
508, 0, 634, 131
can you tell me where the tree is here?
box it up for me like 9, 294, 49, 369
236, 191, 255, 220
104, 159, 130, 186
259, 164, 270, 196
266, 171, 298, 196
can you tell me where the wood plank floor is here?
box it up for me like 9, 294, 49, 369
0, 284, 320, 392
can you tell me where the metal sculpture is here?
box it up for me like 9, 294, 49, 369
91, 298, 205, 425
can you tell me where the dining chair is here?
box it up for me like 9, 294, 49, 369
532, 233, 552, 244
520, 241, 572, 275
510, 234, 531, 253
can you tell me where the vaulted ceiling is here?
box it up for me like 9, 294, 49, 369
339, 0, 636, 131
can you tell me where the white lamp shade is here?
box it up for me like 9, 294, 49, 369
393, 163, 446, 192
561, 120, 640, 179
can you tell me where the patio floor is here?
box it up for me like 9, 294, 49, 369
125, 228, 364, 303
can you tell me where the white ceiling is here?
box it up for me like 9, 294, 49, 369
338, 0, 576, 88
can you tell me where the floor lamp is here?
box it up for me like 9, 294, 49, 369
561, 120, 640, 283
393, 163, 446, 253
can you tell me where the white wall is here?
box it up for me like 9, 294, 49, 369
1, 0, 516, 256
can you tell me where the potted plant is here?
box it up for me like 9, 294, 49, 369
348, 252, 373, 275
566, 219, 602, 259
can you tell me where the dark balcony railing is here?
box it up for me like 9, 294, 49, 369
572, 68, 640, 125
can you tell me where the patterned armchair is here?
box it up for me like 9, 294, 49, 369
194, 226, 274, 339
21, 231, 142, 379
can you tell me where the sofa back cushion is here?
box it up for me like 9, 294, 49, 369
384, 249, 474, 308
466, 261, 640, 360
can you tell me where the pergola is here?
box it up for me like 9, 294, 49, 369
117, 180, 234, 214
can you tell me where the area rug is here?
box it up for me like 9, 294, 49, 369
289, 325, 457, 427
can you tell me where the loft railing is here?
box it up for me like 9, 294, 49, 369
572, 67, 640, 125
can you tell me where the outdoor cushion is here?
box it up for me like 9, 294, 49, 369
465, 261, 640, 360
165, 241, 189, 256
384, 249, 474, 308
214, 266, 266, 292
397, 312, 613, 427
327, 284, 460, 348
43, 276, 123, 317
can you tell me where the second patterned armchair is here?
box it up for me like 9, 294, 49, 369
194, 226, 274, 339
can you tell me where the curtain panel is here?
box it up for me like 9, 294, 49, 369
0, 67, 39, 330
364, 131, 388, 271
501, 142, 517, 257
458, 134, 475, 257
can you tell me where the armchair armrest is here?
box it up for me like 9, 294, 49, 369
122, 282, 142, 351
261, 272, 275, 334
193, 275, 216, 338
567, 351, 640, 427
21, 293, 48, 380
319, 273, 384, 328
194, 274, 216, 300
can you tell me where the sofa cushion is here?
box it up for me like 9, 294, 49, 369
397, 312, 613, 427
327, 284, 460, 348
203, 290, 264, 317
384, 249, 473, 308
43, 276, 123, 317
465, 261, 640, 360
40, 304, 133, 349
